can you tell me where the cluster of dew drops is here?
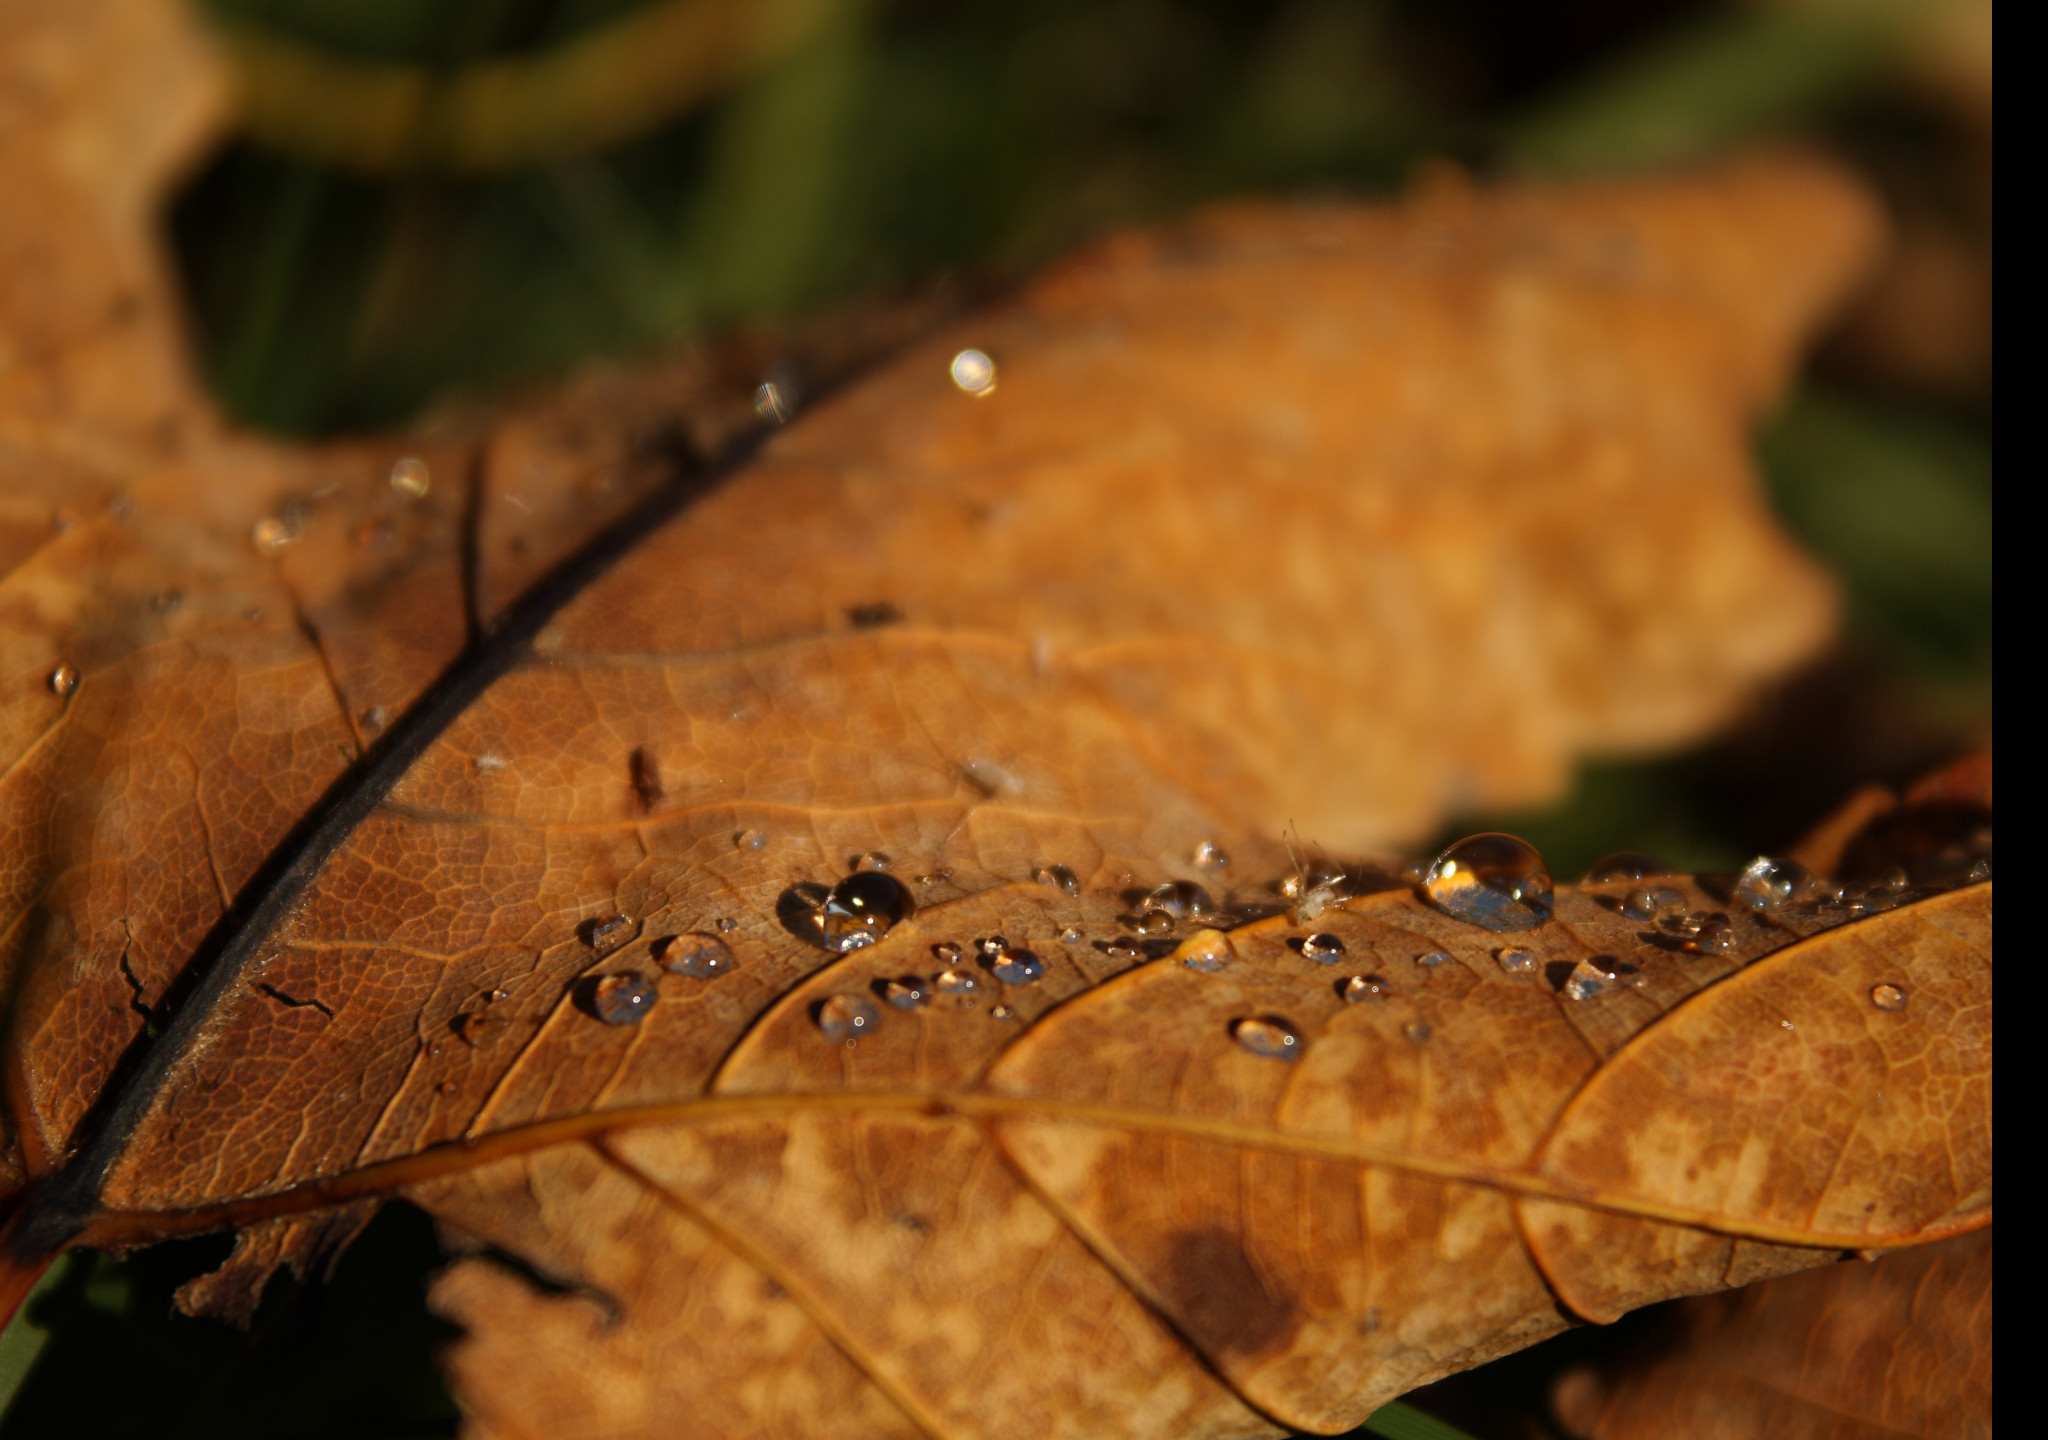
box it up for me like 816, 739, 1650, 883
557, 817, 1982, 1065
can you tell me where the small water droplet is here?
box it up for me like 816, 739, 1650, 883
716, 917, 738, 933
389, 457, 431, 498
1415, 950, 1452, 968
976, 935, 1008, 956
850, 851, 892, 873
659, 932, 733, 979
816, 993, 880, 1041
1495, 946, 1536, 974
250, 515, 297, 554
1341, 973, 1389, 1003
1193, 841, 1230, 870
935, 967, 980, 996
1870, 983, 1907, 1012
1679, 912, 1737, 956
778, 872, 915, 953
950, 348, 997, 396
933, 941, 963, 963
1621, 885, 1687, 922
1143, 881, 1214, 920
753, 382, 792, 424
1403, 1021, 1432, 1045
1424, 834, 1554, 931
1734, 857, 1810, 911
990, 947, 1044, 986
1780, 1019, 1796, 1031
591, 971, 657, 1025
1059, 926, 1084, 944
1131, 909, 1175, 936
990, 1004, 1015, 1021
1232, 1016, 1302, 1061
455, 1009, 503, 1045
733, 828, 766, 851
1177, 929, 1233, 973
1104, 938, 1142, 959
47, 664, 79, 697
580, 914, 633, 951
1297, 933, 1346, 964
1585, 851, 1672, 883
1967, 857, 1991, 882
1561, 958, 1616, 1001
880, 976, 931, 1009
1035, 863, 1080, 896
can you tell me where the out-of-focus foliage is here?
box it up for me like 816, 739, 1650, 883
4, 2, 1989, 1437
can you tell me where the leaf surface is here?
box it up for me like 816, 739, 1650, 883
0, 3, 1994, 1437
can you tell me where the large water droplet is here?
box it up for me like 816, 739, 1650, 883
950, 348, 997, 395
1734, 857, 1810, 911
816, 993, 880, 1041
778, 872, 915, 953
1232, 1016, 1302, 1061
880, 976, 931, 1009
989, 947, 1044, 986
1870, 982, 1907, 1012
1035, 863, 1080, 896
1144, 881, 1214, 920
591, 972, 657, 1025
659, 932, 733, 979
1297, 933, 1346, 964
1341, 973, 1389, 1003
1423, 834, 1553, 931
47, 664, 78, 697
1585, 851, 1672, 883
389, 457, 431, 498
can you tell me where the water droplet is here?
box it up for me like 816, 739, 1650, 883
915, 870, 952, 886
1585, 851, 1672, 883
850, 851, 892, 873
1561, 958, 1616, 1001
1297, 933, 1347, 964
950, 348, 996, 396
250, 515, 297, 555
1131, 909, 1175, 936
1232, 1016, 1303, 1061
1144, 881, 1214, 920
880, 976, 931, 1009
753, 382, 792, 424
1967, 857, 1991, 882
580, 914, 633, 951
1415, 950, 1452, 968
47, 664, 78, 697
1177, 929, 1233, 973
1193, 841, 1230, 871
816, 993, 880, 1041
1424, 834, 1554, 931
1734, 857, 1810, 911
389, 457, 431, 498
1035, 863, 1080, 896
716, 917, 738, 933
1495, 946, 1536, 974
1104, 938, 1142, 959
1621, 885, 1687, 922
933, 941, 963, 963
1342, 974, 1389, 1003
1680, 913, 1737, 956
976, 935, 1008, 956
934, 967, 980, 996
455, 1008, 503, 1045
733, 828, 766, 851
990, 947, 1044, 986
1403, 1021, 1432, 1045
591, 972, 657, 1026
1059, 926, 1084, 944
990, 1004, 1015, 1021
658, 932, 733, 979
778, 872, 915, 953
1870, 983, 1907, 1012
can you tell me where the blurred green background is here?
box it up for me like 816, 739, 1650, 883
3, 0, 1990, 1434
